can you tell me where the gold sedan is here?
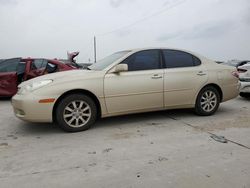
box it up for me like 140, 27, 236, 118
12, 48, 240, 132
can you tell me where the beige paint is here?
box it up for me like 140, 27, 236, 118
164, 66, 208, 107
104, 69, 164, 114
11, 48, 240, 123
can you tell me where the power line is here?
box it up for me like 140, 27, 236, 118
97, 0, 187, 37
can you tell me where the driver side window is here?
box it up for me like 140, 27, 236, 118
121, 50, 160, 71
0, 58, 20, 72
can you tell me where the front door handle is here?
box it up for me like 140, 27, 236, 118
151, 74, 163, 79
197, 71, 207, 76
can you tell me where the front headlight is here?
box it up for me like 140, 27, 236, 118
18, 80, 53, 95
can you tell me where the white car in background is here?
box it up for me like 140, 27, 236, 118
238, 62, 250, 98
12, 48, 240, 132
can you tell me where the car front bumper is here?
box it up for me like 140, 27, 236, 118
240, 81, 250, 93
12, 93, 57, 123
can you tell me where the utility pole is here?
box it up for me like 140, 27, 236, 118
94, 36, 97, 63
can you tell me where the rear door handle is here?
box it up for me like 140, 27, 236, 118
151, 74, 163, 79
197, 71, 207, 76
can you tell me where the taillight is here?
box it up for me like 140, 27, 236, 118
237, 68, 247, 73
231, 70, 239, 78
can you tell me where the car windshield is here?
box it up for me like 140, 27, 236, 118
89, 50, 131, 70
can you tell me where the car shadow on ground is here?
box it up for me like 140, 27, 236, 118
93, 104, 240, 130
14, 109, 194, 135
94, 109, 192, 129
16, 105, 236, 135
0, 97, 12, 101
16, 122, 62, 135
238, 96, 250, 101
4, 96, 247, 135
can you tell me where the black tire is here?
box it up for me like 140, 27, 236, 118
56, 94, 97, 132
195, 86, 220, 116
240, 92, 250, 98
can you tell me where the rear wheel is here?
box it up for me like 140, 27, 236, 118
195, 86, 220, 116
56, 94, 97, 132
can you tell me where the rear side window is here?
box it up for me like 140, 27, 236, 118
193, 56, 202, 66
163, 50, 201, 68
122, 50, 160, 71
0, 58, 20, 72
31, 59, 48, 70
46, 62, 58, 73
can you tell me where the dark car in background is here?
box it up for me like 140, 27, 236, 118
0, 58, 77, 97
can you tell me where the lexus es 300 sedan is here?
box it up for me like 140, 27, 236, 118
12, 48, 240, 132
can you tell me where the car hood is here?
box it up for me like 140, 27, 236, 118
19, 69, 103, 87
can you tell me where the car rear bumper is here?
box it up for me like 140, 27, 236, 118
221, 82, 240, 102
11, 93, 56, 123
240, 81, 250, 93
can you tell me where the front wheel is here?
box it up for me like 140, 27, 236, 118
195, 86, 220, 116
56, 94, 97, 132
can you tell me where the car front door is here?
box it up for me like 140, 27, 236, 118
26, 59, 48, 80
162, 50, 208, 107
0, 58, 20, 96
104, 50, 164, 114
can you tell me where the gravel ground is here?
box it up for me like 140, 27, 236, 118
0, 97, 250, 188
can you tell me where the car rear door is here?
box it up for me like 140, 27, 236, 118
104, 50, 164, 114
162, 50, 208, 107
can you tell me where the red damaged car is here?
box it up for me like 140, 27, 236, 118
0, 58, 77, 97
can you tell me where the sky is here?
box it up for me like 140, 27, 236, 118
0, 0, 249, 63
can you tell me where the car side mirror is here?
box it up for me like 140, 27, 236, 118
112, 64, 128, 73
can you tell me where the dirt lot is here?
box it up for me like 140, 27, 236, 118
0, 97, 250, 188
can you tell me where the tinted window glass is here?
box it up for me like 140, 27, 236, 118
163, 50, 200, 68
122, 50, 160, 71
17, 62, 26, 74
193, 56, 201, 66
46, 63, 58, 73
31, 59, 48, 70
0, 58, 20, 72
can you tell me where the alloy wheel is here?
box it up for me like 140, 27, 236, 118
63, 100, 91, 128
200, 90, 217, 112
